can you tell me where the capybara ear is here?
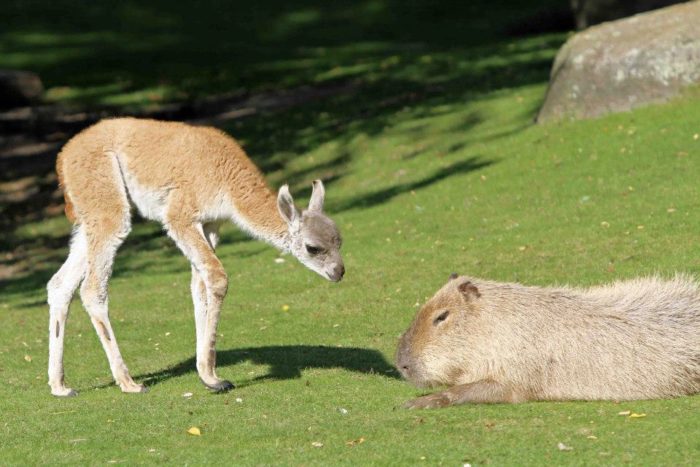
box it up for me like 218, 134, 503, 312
458, 281, 481, 300
449, 272, 459, 281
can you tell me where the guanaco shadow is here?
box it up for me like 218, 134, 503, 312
135, 345, 401, 388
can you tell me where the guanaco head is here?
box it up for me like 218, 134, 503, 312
277, 180, 344, 282
396, 273, 481, 387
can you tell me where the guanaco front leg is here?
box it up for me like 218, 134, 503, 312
190, 223, 221, 361
404, 380, 523, 409
168, 217, 233, 392
190, 265, 207, 346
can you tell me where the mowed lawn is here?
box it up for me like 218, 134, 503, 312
1, 1, 699, 465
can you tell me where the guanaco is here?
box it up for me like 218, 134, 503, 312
47, 118, 344, 396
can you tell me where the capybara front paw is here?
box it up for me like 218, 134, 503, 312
403, 392, 452, 409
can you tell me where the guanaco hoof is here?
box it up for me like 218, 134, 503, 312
53, 389, 78, 398
203, 379, 235, 393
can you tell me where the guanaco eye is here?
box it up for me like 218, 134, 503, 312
433, 310, 450, 325
305, 245, 322, 255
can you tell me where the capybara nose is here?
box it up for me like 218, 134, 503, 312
396, 337, 411, 377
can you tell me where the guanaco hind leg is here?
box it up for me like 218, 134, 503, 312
79, 213, 145, 393
47, 227, 87, 396
48, 149, 143, 395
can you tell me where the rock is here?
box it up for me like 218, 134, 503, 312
0, 70, 43, 109
571, 0, 683, 29
537, 2, 700, 123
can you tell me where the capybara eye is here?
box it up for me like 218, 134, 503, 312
305, 244, 322, 255
433, 310, 450, 325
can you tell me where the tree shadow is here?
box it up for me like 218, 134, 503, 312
335, 156, 493, 212
134, 345, 400, 388
0, 0, 570, 99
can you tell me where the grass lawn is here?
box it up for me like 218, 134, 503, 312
1, 0, 699, 465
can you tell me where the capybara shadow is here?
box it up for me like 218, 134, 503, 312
397, 274, 700, 409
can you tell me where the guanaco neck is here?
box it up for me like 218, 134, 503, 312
217, 135, 292, 252
225, 180, 291, 253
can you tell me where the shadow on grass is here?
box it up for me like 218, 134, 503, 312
335, 156, 493, 212
0, 0, 570, 101
135, 345, 400, 388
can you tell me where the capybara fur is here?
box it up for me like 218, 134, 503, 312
396, 274, 700, 408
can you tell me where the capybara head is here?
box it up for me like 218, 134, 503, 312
396, 273, 482, 388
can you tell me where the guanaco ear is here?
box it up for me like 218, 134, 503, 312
308, 179, 325, 212
458, 281, 481, 300
277, 184, 299, 224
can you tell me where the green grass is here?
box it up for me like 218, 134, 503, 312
2, 0, 700, 465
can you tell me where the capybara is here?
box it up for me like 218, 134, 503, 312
396, 273, 700, 408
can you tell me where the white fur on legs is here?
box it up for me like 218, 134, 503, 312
79, 218, 145, 394
169, 219, 232, 391
191, 265, 207, 346
81, 289, 144, 393
47, 226, 87, 396
190, 223, 220, 347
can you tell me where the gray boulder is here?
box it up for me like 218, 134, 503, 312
537, 2, 700, 123
0, 70, 43, 109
